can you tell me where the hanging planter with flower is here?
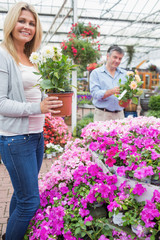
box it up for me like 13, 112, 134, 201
70, 22, 100, 39
61, 22, 101, 70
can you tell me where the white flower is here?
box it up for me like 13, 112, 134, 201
127, 71, 134, 76
29, 52, 40, 64
46, 143, 53, 148
135, 74, 141, 83
41, 46, 54, 59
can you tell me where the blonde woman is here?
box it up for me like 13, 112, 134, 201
0, 2, 62, 240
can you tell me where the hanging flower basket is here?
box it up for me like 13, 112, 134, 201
61, 38, 101, 69
61, 22, 101, 69
70, 22, 100, 39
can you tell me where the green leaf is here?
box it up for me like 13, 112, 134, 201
54, 72, 59, 79
75, 227, 81, 235
85, 221, 92, 226
132, 97, 138, 104
81, 231, 87, 237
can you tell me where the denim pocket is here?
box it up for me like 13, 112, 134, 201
7, 135, 30, 155
7, 135, 30, 146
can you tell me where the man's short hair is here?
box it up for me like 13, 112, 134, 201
107, 45, 124, 55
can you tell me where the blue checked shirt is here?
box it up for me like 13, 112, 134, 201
89, 64, 127, 111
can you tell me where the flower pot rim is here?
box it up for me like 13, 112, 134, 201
48, 90, 74, 94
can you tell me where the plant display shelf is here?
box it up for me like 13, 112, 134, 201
107, 219, 146, 240
90, 151, 160, 239
77, 104, 95, 119
91, 151, 160, 202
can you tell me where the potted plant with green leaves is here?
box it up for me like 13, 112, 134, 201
29, 45, 77, 117
115, 70, 143, 107
108, 181, 147, 238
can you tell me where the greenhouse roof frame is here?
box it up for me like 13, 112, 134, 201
0, 0, 160, 68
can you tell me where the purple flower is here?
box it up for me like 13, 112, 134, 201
119, 150, 128, 160
107, 146, 119, 157
151, 150, 160, 160
60, 186, 69, 194
79, 208, 90, 217
89, 142, 100, 151
152, 189, 160, 203
117, 166, 126, 176
84, 215, 93, 224
63, 230, 77, 240
140, 200, 160, 228
98, 235, 110, 240
107, 201, 120, 212
132, 183, 147, 196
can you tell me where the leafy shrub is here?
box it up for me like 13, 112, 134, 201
148, 95, 160, 111
73, 113, 94, 138
147, 110, 160, 118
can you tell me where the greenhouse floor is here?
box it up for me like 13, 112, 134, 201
0, 157, 57, 239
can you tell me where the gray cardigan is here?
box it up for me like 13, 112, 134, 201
0, 47, 44, 134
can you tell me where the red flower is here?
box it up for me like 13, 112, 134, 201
87, 63, 98, 71
105, 157, 116, 167
72, 48, 77, 53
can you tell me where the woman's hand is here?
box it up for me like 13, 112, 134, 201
40, 96, 63, 114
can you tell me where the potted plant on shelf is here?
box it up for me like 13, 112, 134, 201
29, 45, 77, 117
108, 181, 147, 237
116, 70, 143, 108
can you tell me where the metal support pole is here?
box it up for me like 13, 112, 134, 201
71, 0, 78, 133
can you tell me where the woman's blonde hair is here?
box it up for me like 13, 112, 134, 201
2, 2, 43, 63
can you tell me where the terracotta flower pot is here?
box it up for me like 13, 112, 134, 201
48, 92, 73, 117
119, 99, 132, 108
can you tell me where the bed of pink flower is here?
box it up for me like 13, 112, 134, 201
87, 118, 160, 184
24, 116, 160, 240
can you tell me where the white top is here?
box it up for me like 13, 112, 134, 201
0, 63, 44, 136
19, 63, 45, 134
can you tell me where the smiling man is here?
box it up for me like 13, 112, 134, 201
90, 45, 127, 122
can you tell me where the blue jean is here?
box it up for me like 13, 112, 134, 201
0, 132, 44, 240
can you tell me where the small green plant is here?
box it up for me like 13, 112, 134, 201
147, 110, 160, 118
73, 113, 94, 138
147, 95, 160, 118
148, 95, 160, 111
